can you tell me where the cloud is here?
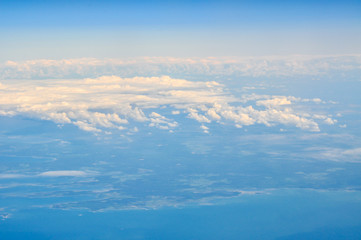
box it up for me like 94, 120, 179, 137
0, 174, 27, 179
38, 170, 88, 177
256, 97, 292, 108
200, 125, 209, 134
171, 110, 180, 115
1, 55, 360, 80
343, 148, 361, 157
0, 75, 334, 133
187, 108, 211, 123
307, 147, 361, 162
149, 112, 178, 129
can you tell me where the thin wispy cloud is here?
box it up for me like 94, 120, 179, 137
38, 171, 88, 177
1, 55, 360, 80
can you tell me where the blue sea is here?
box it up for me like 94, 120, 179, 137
1, 189, 361, 240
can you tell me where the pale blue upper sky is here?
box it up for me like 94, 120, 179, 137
1, 0, 361, 60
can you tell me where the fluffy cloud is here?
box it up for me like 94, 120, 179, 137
256, 97, 291, 108
0, 75, 333, 133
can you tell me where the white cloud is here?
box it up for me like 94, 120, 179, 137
343, 148, 361, 157
0, 75, 334, 133
1, 55, 360, 80
0, 110, 15, 116
0, 174, 27, 179
324, 118, 337, 125
38, 170, 88, 177
307, 147, 361, 162
187, 109, 211, 123
149, 112, 178, 129
313, 114, 337, 125
207, 108, 221, 120
200, 125, 209, 133
171, 110, 180, 115
200, 125, 209, 130
256, 97, 292, 108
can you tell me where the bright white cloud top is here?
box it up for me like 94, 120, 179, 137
0, 74, 335, 133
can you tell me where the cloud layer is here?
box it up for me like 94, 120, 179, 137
0, 75, 334, 133
1, 55, 360, 80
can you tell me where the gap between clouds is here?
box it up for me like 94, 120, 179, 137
0, 75, 336, 133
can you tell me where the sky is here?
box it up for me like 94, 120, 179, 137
1, 1, 361, 239
1, 0, 361, 60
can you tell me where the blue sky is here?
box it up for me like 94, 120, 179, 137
2, 0, 360, 28
1, 1, 361, 239
1, 0, 360, 60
